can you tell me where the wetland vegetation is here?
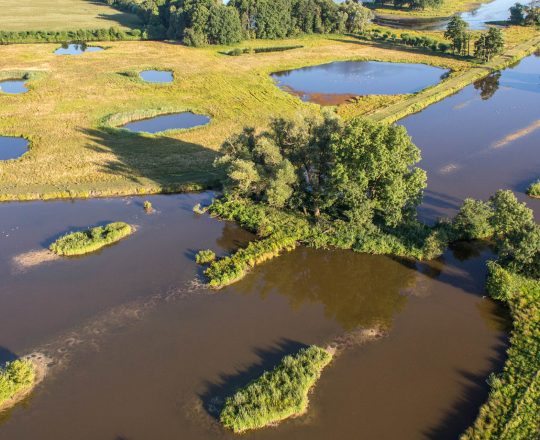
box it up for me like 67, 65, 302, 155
0, 360, 36, 411
49, 222, 132, 256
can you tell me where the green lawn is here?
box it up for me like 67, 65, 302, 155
0, 0, 142, 31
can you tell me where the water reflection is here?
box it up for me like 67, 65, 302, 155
139, 70, 174, 83
0, 136, 29, 160
234, 248, 418, 330
272, 61, 448, 105
54, 43, 104, 55
473, 72, 501, 100
121, 112, 210, 134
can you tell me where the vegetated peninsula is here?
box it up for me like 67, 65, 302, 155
0, 359, 36, 412
49, 222, 132, 256
220, 345, 333, 433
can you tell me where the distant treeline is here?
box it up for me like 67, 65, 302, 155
370, 0, 443, 11
100, 0, 374, 46
0, 27, 143, 45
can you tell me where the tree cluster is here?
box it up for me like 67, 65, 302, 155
453, 190, 540, 279
216, 114, 426, 231
0, 27, 139, 45
474, 27, 504, 62
509, 1, 540, 26
444, 16, 472, 56
371, 0, 444, 11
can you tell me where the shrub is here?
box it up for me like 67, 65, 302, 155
143, 200, 153, 212
453, 198, 494, 240
0, 359, 36, 407
196, 249, 216, 264
526, 179, 540, 197
50, 222, 132, 256
220, 345, 333, 433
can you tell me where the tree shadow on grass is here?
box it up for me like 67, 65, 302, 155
81, 127, 222, 190
199, 339, 309, 421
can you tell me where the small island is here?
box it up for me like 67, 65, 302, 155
220, 345, 333, 433
0, 359, 36, 412
49, 222, 132, 256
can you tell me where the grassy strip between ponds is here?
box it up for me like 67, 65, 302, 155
49, 221, 132, 256
526, 179, 540, 198
461, 263, 540, 440
0, 359, 36, 411
220, 345, 333, 433
369, 34, 540, 123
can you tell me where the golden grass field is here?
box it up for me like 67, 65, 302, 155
372, 0, 492, 18
0, 29, 537, 200
0, 0, 142, 31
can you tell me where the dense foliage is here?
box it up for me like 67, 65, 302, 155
527, 179, 540, 197
50, 222, 133, 256
0, 27, 140, 44
195, 249, 216, 264
474, 28, 505, 62
371, 0, 444, 11
102, 0, 374, 46
444, 16, 472, 56
0, 360, 36, 408
509, 1, 540, 26
220, 345, 332, 432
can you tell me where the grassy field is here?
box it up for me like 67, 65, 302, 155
0, 0, 142, 32
372, 0, 493, 18
0, 34, 473, 201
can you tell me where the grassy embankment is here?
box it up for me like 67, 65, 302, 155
49, 222, 132, 256
371, 0, 492, 19
461, 263, 540, 439
0, 0, 141, 32
0, 359, 36, 411
0, 34, 470, 201
220, 345, 333, 433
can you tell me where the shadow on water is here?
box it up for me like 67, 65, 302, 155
199, 339, 309, 420
0, 346, 18, 366
81, 127, 221, 188
423, 346, 507, 440
473, 72, 501, 100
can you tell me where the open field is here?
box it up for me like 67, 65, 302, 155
372, 0, 493, 18
0, 0, 142, 32
0, 30, 537, 201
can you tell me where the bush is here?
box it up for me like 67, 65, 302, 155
0, 359, 36, 407
196, 249, 216, 264
220, 345, 333, 432
50, 222, 132, 256
143, 200, 153, 212
527, 179, 540, 197
453, 198, 494, 240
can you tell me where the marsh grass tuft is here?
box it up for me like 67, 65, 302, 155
220, 345, 333, 433
49, 222, 132, 256
0, 359, 36, 409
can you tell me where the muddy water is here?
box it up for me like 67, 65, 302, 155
122, 112, 210, 134
0, 193, 506, 439
272, 61, 448, 105
401, 53, 540, 222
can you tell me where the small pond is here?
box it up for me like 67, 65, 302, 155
271, 61, 448, 105
0, 136, 29, 160
0, 80, 28, 94
121, 112, 210, 134
55, 43, 104, 55
139, 70, 174, 83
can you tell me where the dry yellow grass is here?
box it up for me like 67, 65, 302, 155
0, 0, 142, 31
0, 35, 470, 200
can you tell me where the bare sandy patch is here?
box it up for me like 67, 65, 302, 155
12, 249, 59, 272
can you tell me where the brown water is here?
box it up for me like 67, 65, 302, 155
2, 54, 539, 440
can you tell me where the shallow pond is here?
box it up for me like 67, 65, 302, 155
54, 44, 104, 55
400, 53, 540, 222
121, 112, 210, 134
271, 61, 448, 105
139, 70, 174, 83
0, 193, 507, 439
0, 80, 28, 94
0, 137, 28, 160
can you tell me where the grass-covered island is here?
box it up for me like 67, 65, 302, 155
526, 179, 540, 198
0, 359, 36, 411
49, 222, 132, 256
220, 345, 333, 433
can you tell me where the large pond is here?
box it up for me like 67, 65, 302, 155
121, 112, 210, 134
54, 43, 104, 55
0, 193, 507, 439
272, 61, 448, 105
139, 70, 174, 83
0, 80, 28, 94
400, 52, 540, 222
0, 136, 29, 160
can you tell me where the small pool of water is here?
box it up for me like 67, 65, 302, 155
0, 136, 29, 160
121, 112, 210, 134
139, 70, 174, 83
272, 61, 448, 105
0, 80, 28, 94
55, 44, 104, 55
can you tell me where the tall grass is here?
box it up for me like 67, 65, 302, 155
0, 359, 36, 408
220, 345, 333, 433
49, 222, 132, 256
461, 262, 540, 439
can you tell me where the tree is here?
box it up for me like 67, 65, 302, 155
524, 1, 540, 25
453, 198, 494, 239
509, 2, 526, 24
490, 190, 534, 236
444, 16, 470, 55
339, 1, 374, 34
474, 27, 504, 62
